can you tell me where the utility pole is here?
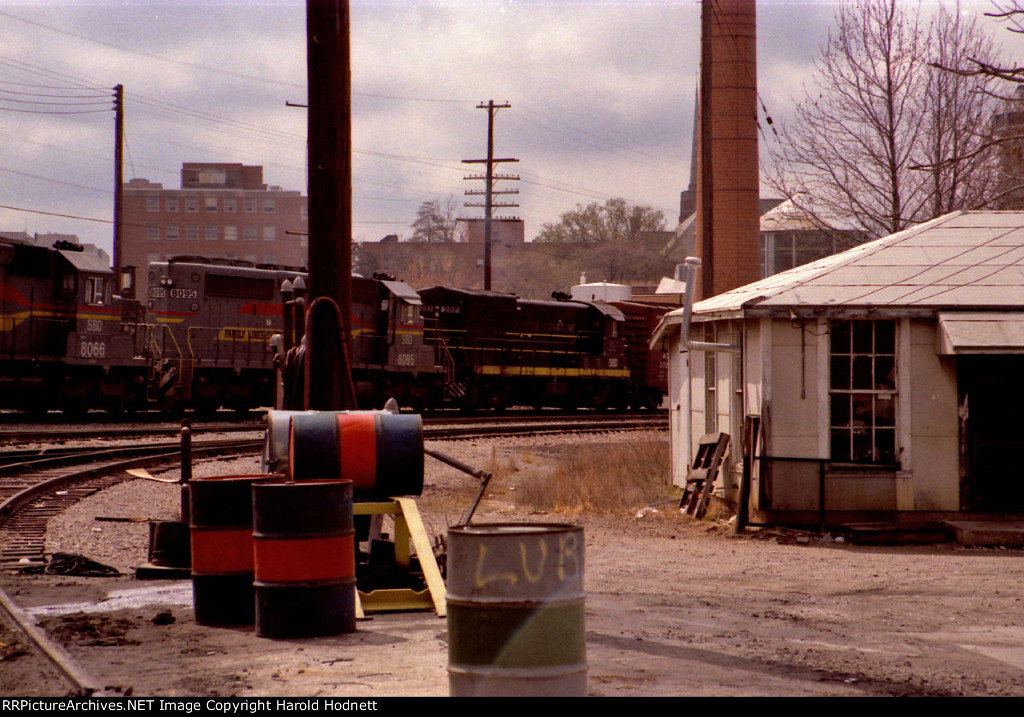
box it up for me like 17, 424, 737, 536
305, 0, 356, 410
113, 84, 123, 275
463, 101, 518, 291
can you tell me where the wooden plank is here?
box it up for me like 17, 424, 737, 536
394, 497, 447, 617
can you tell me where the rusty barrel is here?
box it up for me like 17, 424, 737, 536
446, 523, 587, 696
252, 479, 357, 638
189, 474, 266, 626
288, 411, 423, 497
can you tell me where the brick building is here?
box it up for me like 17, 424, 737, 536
121, 163, 308, 290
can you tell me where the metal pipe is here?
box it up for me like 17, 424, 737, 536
679, 256, 741, 354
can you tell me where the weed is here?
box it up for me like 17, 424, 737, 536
514, 435, 670, 514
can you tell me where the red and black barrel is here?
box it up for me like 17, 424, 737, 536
252, 479, 357, 638
288, 411, 423, 497
189, 474, 266, 626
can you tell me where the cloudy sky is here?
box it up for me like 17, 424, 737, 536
0, 0, 1014, 258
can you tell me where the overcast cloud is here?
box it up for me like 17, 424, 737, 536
0, 0, 1015, 258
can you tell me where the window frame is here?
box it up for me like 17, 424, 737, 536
828, 318, 899, 466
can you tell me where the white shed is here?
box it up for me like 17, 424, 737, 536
651, 211, 1024, 527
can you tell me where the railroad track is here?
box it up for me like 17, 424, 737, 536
0, 413, 664, 566
0, 412, 665, 696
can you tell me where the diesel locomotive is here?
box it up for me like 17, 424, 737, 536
0, 237, 667, 414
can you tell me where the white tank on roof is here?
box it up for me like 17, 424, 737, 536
570, 282, 632, 303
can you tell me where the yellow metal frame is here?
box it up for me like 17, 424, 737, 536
352, 498, 446, 618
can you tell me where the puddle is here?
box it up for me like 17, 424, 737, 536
25, 582, 192, 618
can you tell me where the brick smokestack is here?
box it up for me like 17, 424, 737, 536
694, 0, 759, 299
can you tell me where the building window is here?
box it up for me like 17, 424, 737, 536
186, 225, 199, 241
301, 204, 308, 222
224, 197, 236, 214
244, 253, 258, 263
704, 324, 717, 434
300, 236, 308, 247
147, 252, 161, 263
165, 225, 179, 241
85, 277, 106, 306
262, 225, 276, 241
244, 197, 257, 214
244, 226, 257, 242
146, 196, 160, 212
166, 197, 178, 212
205, 225, 218, 241
185, 196, 199, 213
829, 319, 897, 464
264, 253, 276, 264
205, 196, 218, 212
147, 225, 160, 241
224, 225, 237, 242
263, 197, 276, 213
225, 252, 237, 260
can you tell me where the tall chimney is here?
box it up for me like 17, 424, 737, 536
695, 0, 759, 299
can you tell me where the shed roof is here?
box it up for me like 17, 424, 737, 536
706, 211, 1024, 315
650, 211, 1024, 346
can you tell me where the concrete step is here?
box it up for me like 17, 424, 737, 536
945, 521, 1024, 548
837, 522, 952, 545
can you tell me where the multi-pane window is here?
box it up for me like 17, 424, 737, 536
300, 204, 308, 221
264, 253, 276, 264
244, 226, 257, 241
205, 196, 218, 212
146, 196, 160, 212
829, 319, 897, 464
165, 225, 179, 241
224, 197, 237, 214
166, 197, 179, 212
185, 196, 199, 213
244, 197, 257, 214
263, 197, 276, 213
262, 225, 276, 241
224, 225, 237, 241
147, 225, 160, 241
205, 226, 218, 241
186, 225, 199, 241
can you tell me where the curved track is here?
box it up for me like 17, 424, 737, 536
0, 411, 665, 693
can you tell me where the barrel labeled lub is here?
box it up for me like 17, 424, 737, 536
446, 523, 587, 697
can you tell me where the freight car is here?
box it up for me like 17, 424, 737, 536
604, 299, 669, 409
0, 236, 149, 415
418, 286, 631, 410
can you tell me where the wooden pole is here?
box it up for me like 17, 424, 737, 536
306, 0, 356, 409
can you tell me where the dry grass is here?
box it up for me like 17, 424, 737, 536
512, 435, 672, 515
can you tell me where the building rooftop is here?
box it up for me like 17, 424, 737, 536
652, 211, 1024, 342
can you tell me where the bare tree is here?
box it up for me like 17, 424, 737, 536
769, 0, 1002, 240
916, 2, 1000, 215
410, 195, 461, 243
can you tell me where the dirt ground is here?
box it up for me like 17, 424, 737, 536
3, 433, 1024, 697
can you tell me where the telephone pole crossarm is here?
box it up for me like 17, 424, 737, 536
462, 100, 519, 291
